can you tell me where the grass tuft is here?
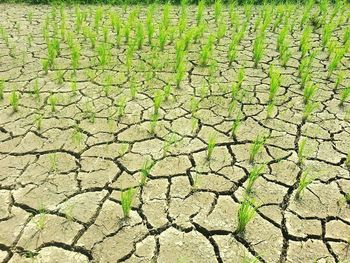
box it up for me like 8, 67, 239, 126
249, 135, 266, 164
121, 188, 135, 218
295, 169, 317, 200
236, 197, 255, 234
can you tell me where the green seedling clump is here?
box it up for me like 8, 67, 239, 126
340, 86, 350, 106
246, 164, 265, 194
207, 134, 217, 160
9, 90, 19, 112
295, 169, 317, 200
121, 188, 135, 218
249, 135, 266, 164
0, 79, 4, 100
140, 159, 154, 186
236, 197, 255, 233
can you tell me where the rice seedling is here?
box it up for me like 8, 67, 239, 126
136, 22, 144, 50
249, 135, 266, 164
228, 37, 238, 66
161, 3, 171, 30
9, 90, 19, 112
158, 27, 167, 51
303, 101, 319, 121
121, 188, 135, 218
72, 126, 83, 146
0, 80, 4, 100
116, 96, 127, 119
34, 113, 42, 130
191, 117, 199, 133
176, 60, 186, 88
35, 206, 47, 231
303, 83, 318, 105
199, 35, 215, 66
164, 84, 171, 101
236, 197, 255, 234
216, 19, 226, 44
55, 70, 64, 85
149, 113, 159, 134
140, 159, 154, 186
246, 164, 265, 194
340, 86, 350, 106
163, 133, 180, 155
297, 138, 308, 165
42, 58, 50, 75
196, 0, 205, 25
231, 110, 242, 138
97, 43, 111, 70
153, 91, 164, 115
295, 169, 317, 200
94, 7, 103, 33
178, 3, 187, 36
49, 153, 58, 173
322, 24, 333, 49
266, 101, 275, 119
300, 27, 312, 57
214, 0, 222, 24
70, 43, 80, 72
129, 80, 138, 100
335, 71, 344, 90
328, 49, 345, 79
207, 134, 217, 160
269, 65, 281, 103
146, 7, 155, 46
48, 94, 58, 112
189, 97, 200, 117
253, 33, 265, 68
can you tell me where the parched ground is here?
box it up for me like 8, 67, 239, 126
0, 3, 350, 263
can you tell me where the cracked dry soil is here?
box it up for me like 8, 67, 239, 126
0, 3, 350, 263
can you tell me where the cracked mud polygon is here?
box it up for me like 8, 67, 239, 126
0, 2, 350, 263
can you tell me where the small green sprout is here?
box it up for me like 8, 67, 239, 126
130, 80, 138, 100
48, 94, 58, 112
34, 113, 43, 130
231, 111, 242, 138
9, 90, 19, 112
340, 86, 350, 106
303, 83, 317, 104
253, 33, 265, 68
295, 169, 317, 200
121, 188, 135, 218
140, 159, 154, 186
249, 135, 266, 164
153, 91, 164, 115
266, 101, 274, 119
72, 126, 83, 146
303, 101, 318, 121
35, 207, 47, 231
116, 96, 127, 119
164, 84, 171, 101
335, 71, 344, 90
269, 65, 281, 103
207, 134, 217, 160
236, 197, 255, 233
150, 113, 159, 134
246, 164, 265, 194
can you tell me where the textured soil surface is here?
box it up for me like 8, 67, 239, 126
0, 3, 350, 263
